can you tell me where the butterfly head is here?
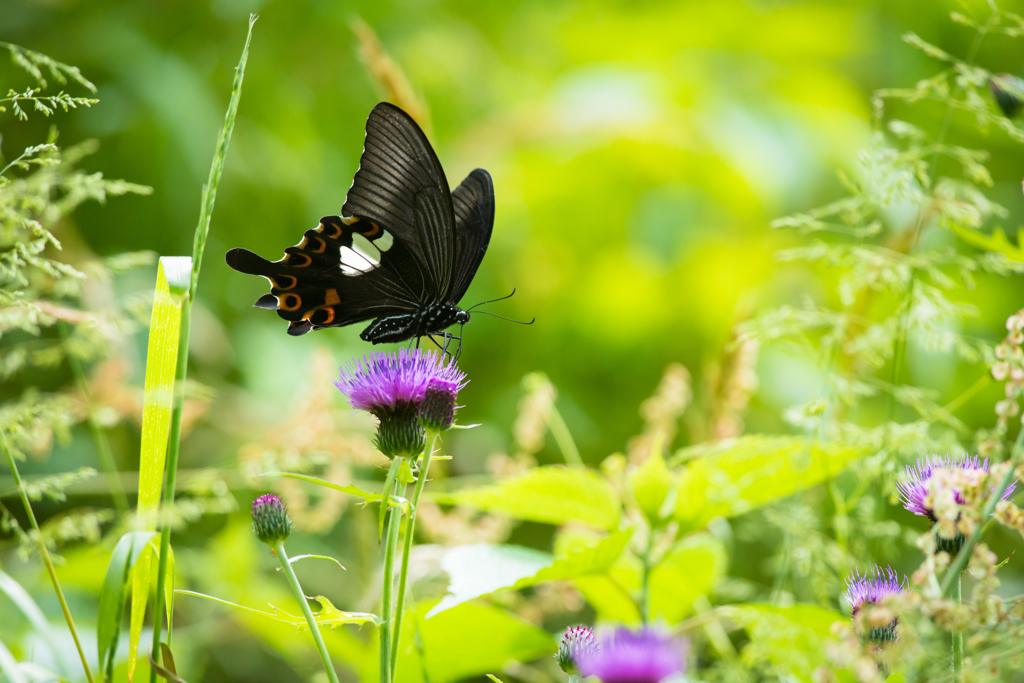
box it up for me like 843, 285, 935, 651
455, 309, 470, 324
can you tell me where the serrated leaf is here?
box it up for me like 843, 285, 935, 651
526, 526, 634, 585
434, 466, 620, 530
129, 259, 187, 680
672, 436, 865, 529
0, 570, 67, 677
648, 533, 727, 623
176, 590, 378, 629
629, 446, 674, 524
266, 472, 411, 515
427, 544, 552, 618
948, 223, 1024, 261
727, 603, 844, 682
98, 531, 157, 679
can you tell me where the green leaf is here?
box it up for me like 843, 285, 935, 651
556, 529, 642, 624
434, 466, 620, 529
948, 223, 1024, 261
728, 603, 844, 682
672, 436, 865, 529
176, 590, 378, 629
426, 529, 634, 619
0, 635, 27, 683
648, 533, 727, 623
160, 256, 192, 300
130, 258, 188, 680
267, 472, 411, 515
426, 544, 552, 618
0, 570, 67, 677
286, 554, 346, 572
629, 446, 674, 524
98, 531, 157, 678
401, 601, 555, 683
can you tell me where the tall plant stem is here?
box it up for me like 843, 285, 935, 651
379, 458, 405, 683
953, 571, 963, 683
640, 529, 655, 623
391, 432, 439, 679
273, 542, 340, 683
1, 430, 95, 683
149, 299, 191, 682
60, 322, 129, 516
547, 405, 582, 467
941, 426, 1024, 596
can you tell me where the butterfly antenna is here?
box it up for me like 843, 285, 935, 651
467, 288, 517, 312
472, 310, 536, 325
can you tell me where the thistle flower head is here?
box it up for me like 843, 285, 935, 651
251, 493, 291, 546
896, 455, 1016, 522
335, 349, 466, 457
990, 73, 1024, 118
556, 625, 597, 676
578, 628, 686, 683
418, 377, 462, 432
843, 567, 908, 643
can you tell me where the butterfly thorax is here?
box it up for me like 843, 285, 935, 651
360, 303, 469, 344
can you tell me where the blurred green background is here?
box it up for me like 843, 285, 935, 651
4, 0, 1024, 681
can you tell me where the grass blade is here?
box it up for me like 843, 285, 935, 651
128, 258, 189, 681
98, 531, 157, 680
0, 635, 28, 683
150, 17, 256, 681
0, 570, 68, 678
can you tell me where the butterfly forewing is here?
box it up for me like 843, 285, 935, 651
448, 168, 495, 303
342, 103, 456, 300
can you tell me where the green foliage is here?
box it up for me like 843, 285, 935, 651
97, 531, 156, 679
176, 590, 377, 630
671, 436, 867, 529
434, 465, 620, 529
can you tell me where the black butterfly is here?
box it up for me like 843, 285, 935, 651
225, 102, 494, 349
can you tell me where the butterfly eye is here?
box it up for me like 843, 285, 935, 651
279, 293, 302, 310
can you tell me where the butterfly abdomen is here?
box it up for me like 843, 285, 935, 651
360, 303, 464, 344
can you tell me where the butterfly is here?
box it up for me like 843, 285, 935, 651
225, 102, 494, 350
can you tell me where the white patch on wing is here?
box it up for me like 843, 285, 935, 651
339, 235, 381, 277
352, 233, 381, 264
375, 230, 394, 252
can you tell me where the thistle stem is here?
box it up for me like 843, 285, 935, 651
952, 571, 963, 683
380, 463, 404, 683
390, 432, 439, 679
273, 542, 340, 683
1, 430, 95, 683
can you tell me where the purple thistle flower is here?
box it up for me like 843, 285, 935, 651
896, 454, 1016, 521
843, 567, 908, 643
578, 628, 686, 683
335, 348, 466, 413
335, 349, 466, 457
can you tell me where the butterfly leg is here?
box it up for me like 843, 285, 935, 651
425, 334, 446, 355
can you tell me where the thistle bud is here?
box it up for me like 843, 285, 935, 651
556, 626, 597, 676
418, 379, 460, 432
252, 493, 291, 546
990, 74, 1024, 118
375, 403, 426, 458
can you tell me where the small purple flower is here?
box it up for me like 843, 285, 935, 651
335, 349, 466, 456
556, 625, 597, 676
843, 567, 908, 643
252, 493, 291, 546
896, 454, 1016, 521
578, 628, 686, 683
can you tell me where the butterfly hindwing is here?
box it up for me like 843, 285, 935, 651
225, 215, 419, 336
448, 168, 495, 303
342, 102, 456, 301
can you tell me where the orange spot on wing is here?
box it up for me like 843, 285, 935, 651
271, 275, 298, 290
324, 288, 340, 306
279, 293, 302, 311
291, 253, 312, 267
362, 223, 380, 238
309, 235, 326, 253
